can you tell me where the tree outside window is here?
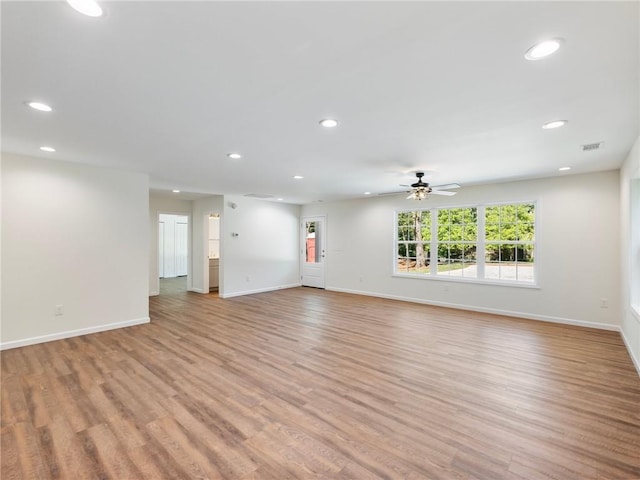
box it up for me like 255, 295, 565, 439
395, 202, 535, 284
437, 207, 477, 277
397, 210, 430, 274
485, 204, 535, 282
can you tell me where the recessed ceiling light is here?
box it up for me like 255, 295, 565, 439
26, 101, 53, 112
172, 189, 180, 193
319, 119, 339, 128
559, 167, 571, 171
364, 192, 371, 195
227, 153, 242, 159
277, 198, 284, 201
525, 38, 564, 61
67, 0, 103, 17
542, 120, 567, 129
40, 146, 56, 152
293, 175, 304, 179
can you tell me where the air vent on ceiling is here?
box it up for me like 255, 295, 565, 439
244, 193, 274, 199
581, 142, 604, 152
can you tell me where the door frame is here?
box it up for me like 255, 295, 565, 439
203, 211, 223, 295
155, 210, 192, 295
300, 215, 326, 288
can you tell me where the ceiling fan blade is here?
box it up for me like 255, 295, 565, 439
377, 190, 409, 196
431, 190, 457, 196
432, 183, 460, 190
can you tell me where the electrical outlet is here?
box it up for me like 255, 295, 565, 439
359, 276, 363, 283
600, 298, 609, 309
443, 284, 450, 293
55, 305, 64, 316
245, 275, 251, 282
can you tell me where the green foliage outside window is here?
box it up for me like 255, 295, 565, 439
396, 202, 535, 282
485, 204, 534, 262
437, 207, 477, 261
397, 211, 431, 272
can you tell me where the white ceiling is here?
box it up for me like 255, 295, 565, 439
2, 1, 638, 204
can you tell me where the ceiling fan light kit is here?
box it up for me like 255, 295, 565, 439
405, 172, 459, 200
407, 187, 430, 200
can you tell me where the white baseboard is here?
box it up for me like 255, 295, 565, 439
0, 317, 150, 351
188, 287, 207, 294
219, 283, 302, 299
327, 287, 620, 331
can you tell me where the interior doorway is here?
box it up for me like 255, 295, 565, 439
301, 215, 326, 288
206, 213, 221, 294
159, 213, 189, 295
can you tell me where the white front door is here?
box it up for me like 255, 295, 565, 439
301, 216, 326, 288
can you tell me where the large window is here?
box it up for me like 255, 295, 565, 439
395, 202, 536, 285
397, 211, 431, 274
437, 207, 477, 277
485, 204, 535, 282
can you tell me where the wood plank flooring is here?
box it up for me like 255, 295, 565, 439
2, 287, 639, 479
159, 276, 188, 295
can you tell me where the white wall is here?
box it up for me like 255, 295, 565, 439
149, 194, 192, 295
192, 195, 224, 293
221, 195, 301, 298
620, 136, 640, 373
302, 171, 621, 329
1, 153, 149, 349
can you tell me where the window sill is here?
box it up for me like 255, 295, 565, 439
392, 273, 540, 289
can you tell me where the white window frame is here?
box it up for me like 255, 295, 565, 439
393, 201, 538, 288
396, 210, 432, 275
432, 206, 479, 279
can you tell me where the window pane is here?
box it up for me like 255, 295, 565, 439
397, 243, 430, 274
485, 206, 500, 224
464, 245, 477, 262
485, 223, 499, 240
438, 223, 450, 241
501, 205, 517, 223
516, 223, 534, 241
450, 208, 464, 224
420, 211, 431, 241
517, 203, 535, 222
399, 226, 415, 241
450, 224, 463, 241
464, 224, 477, 241
485, 242, 534, 282
305, 221, 319, 263
397, 212, 412, 226
500, 223, 517, 241
515, 245, 535, 282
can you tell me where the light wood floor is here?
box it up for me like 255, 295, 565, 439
159, 276, 188, 295
2, 287, 639, 479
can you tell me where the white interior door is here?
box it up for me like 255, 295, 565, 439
159, 214, 189, 279
301, 216, 326, 288
158, 222, 165, 278
175, 222, 188, 276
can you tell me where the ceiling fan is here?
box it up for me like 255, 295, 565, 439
379, 172, 460, 199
